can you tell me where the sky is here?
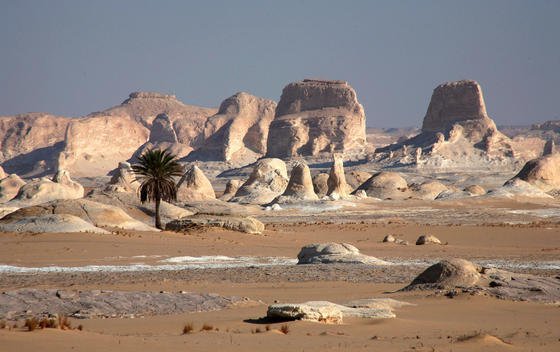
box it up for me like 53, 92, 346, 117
0, 0, 558, 127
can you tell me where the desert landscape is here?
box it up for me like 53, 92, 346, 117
1, 2, 560, 352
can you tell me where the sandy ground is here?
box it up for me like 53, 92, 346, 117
1, 223, 560, 351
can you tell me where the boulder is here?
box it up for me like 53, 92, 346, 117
326, 154, 351, 198
509, 153, 560, 192
410, 181, 448, 200
229, 158, 288, 204
464, 184, 486, 196
105, 162, 140, 193
274, 161, 318, 203
148, 113, 178, 143
219, 179, 243, 201
10, 170, 84, 206
297, 243, 390, 265
403, 258, 482, 290
176, 165, 216, 202
187, 92, 277, 163
353, 172, 409, 199
312, 173, 330, 198
0, 174, 26, 203
382, 234, 408, 245
266, 79, 366, 158
415, 234, 442, 245
166, 214, 264, 234
0, 214, 109, 234
345, 170, 373, 190
2, 199, 159, 232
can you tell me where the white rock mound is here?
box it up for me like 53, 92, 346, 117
105, 162, 140, 193
10, 170, 84, 206
0, 214, 109, 234
353, 172, 409, 199
274, 161, 318, 203
509, 153, 560, 192
0, 174, 26, 203
297, 243, 390, 265
176, 165, 216, 202
229, 158, 288, 204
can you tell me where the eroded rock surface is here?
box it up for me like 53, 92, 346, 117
9, 170, 84, 206
297, 243, 390, 265
0, 214, 108, 234
229, 158, 288, 204
326, 154, 351, 198
166, 214, 264, 234
0, 174, 26, 203
274, 160, 318, 203
353, 172, 409, 200
509, 153, 560, 192
176, 165, 216, 202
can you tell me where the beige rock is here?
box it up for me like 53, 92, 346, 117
312, 173, 330, 198
188, 92, 276, 163
410, 181, 448, 200
148, 113, 178, 143
326, 154, 351, 198
0, 174, 26, 203
345, 170, 373, 190
219, 179, 243, 201
230, 158, 288, 204
0, 214, 109, 234
176, 165, 216, 202
10, 170, 84, 206
353, 172, 409, 199
166, 214, 264, 234
266, 79, 366, 158
415, 234, 442, 245
510, 153, 560, 192
464, 184, 486, 196
404, 258, 482, 289
105, 162, 140, 193
274, 161, 318, 203
297, 243, 391, 265
0, 166, 7, 180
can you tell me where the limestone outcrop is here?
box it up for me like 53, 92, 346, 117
0, 174, 26, 203
266, 79, 366, 158
187, 92, 276, 164
326, 154, 351, 198
176, 165, 216, 202
345, 170, 373, 190
353, 172, 409, 199
312, 173, 330, 198
10, 170, 84, 206
415, 234, 442, 245
105, 162, 140, 193
0, 214, 109, 234
509, 153, 560, 192
464, 184, 486, 196
409, 181, 448, 200
229, 158, 288, 204
403, 259, 482, 289
166, 214, 264, 234
219, 179, 243, 201
274, 161, 318, 203
297, 243, 391, 265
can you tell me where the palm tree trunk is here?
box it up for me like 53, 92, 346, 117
155, 196, 162, 230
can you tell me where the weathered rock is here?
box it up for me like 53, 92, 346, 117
0, 166, 6, 180
10, 170, 84, 206
464, 184, 486, 196
353, 172, 409, 199
410, 181, 448, 200
266, 79, 366, 158
345, 170, 373, 190
149, 113, 178, 143
509, 153, 560, 192
492, 178, 553, 199
219, 179, 243, 201
297, 243, 390, 265
176, 165, 216, 202
382, 235, 408, 245
0, 174, 26, 203
326, 154, 351, 198
274, 161, 318, 203
543, 140, 555, 156
105, 162, 140, 193
166, 214, 264, 234
403, 258, 482, 289
312, 173, 330, 198
188, 92, 276, 163
229, 158, 288, 204
415, 234, 442, 245
0, 214, 109, 234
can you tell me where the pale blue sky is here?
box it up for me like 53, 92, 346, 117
1, 0, 558, 127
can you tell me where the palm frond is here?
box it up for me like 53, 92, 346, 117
132, 148, 182, 203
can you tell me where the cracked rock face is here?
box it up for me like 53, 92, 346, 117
266, 79, 366, 158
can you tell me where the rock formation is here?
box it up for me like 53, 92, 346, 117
229, 158, 288, 204
0, 174, 26, 203
187, 92, 276, 164
297, 243, 391, 265
464, 184, 486, 196
312, 173, 330, 198
415, 234, 442, 245
105, 162, 140, 193
404, 259, 481, 289
274, 161, 318, 203
0, 166, 6, 180
509, 153, 560, 192
218, 179, 243, 201
409, 181, 448, 200
0, 214, 109, 234
345, 170, 373, 190
543, 140, 555, 156
166, 214, 264, 234
326, 154, 351, 198
353, 172, 409, 199
10, 170, 84, 206
266, 79, 366, 158
176, 165, 216, 202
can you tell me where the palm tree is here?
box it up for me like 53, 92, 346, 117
132, 149, 183, 229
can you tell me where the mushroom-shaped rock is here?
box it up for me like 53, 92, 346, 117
229, 158, 288, 204
312, 173, 330, 198
297, 243, 390, 265
219, 179, 243, 201
105, 162, 140, 193
10, 170, 84, 206
415, 234, 442, 245
176, 165, 216, 202
410, 181, 448, 200
464, 184, 486, 196
353, 172, 409, 199
0, 174, 26, 203
508, 153, 560, 192
326, 154, 351, 198
403, 258, 482, 290
274, 161, 318, 203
